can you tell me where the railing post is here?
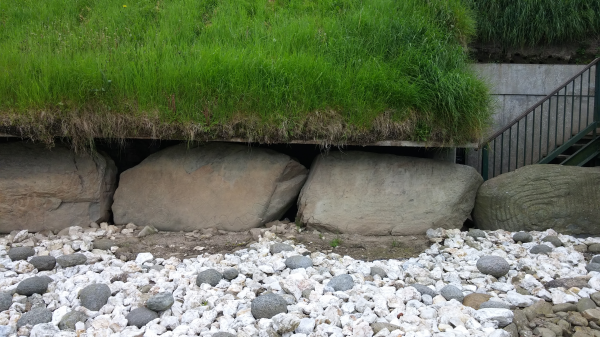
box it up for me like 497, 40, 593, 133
482, 144, 489, 181
595, 63, 600, 126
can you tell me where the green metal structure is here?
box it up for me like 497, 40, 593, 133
481, 58, 599, 180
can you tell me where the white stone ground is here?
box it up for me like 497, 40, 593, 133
2, 226, 600, 337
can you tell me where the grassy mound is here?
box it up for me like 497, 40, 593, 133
0, 0, 491, 147
467, 0, 600, 47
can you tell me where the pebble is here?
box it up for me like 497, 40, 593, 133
56, 253, 87, 268
592, 256, 600, 264
126, 307, 159, 328
251, 292, 288, 319
284, 255, 313, 269
8, 246, 35, 261
587, 263, 600, 273
16, 276, 52, 296
222, 268, 239, 280
411, 284, 439, 297
530, 244, 553, 254
0, 292, 12, 312
468, 229, 487, 239
29, 256, 56, 271
17, 307, 52, 328
513, 232, 533, 243
370, 266, 387, 278
79, 283, 111, 311
145, 292, 174, 312
212, 333, 236, 337
588, 243, 600, 253
476, 255, 510, 278
542, 235, 564, 247
270, 243, 294, 254
578, 298, 597, 312
327, 274, 355, 291
92, 239, 117, 250
480, 301, 512, 309
440, 284, 464, 302
58, 311, 87, 330
196, 269, 223, 287
463, 293, 493, 310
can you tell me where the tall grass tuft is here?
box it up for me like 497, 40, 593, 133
466, 0, 600, 47
0, 0, 491, 146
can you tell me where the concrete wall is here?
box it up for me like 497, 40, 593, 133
467, 64, 596, 175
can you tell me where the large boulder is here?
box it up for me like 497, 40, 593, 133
297, 152, 482, 235
0, 142, 116, 233
474, 165, 600, 234
112, 143, 308, 231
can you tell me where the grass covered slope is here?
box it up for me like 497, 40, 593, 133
467, 0, 600, 47
0, 0, 491, 146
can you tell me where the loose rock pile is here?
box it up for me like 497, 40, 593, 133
3, 225, 600, 337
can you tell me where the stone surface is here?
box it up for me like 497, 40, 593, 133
145, 292, 174, 312
474, 165, 600, 234
270, 243, 294, 254
29, 256, 56, 271
196, 269, 223, 287
513, 232, 533, 243
477, 256, 511, 278
297, 152, 483, 235
222, 268, 239, 281
440, 285, 464, 302
285, 256, 313, 269
546, 277, 590, 289
475, 308, 514, 328
79, 284, 111, 311
92, 239, 116, 250
410, 284, 438, 297
542, 236, 564, 247
481, 301, 512, 309
17, 307, 52, 328
370, 267, 387, 278
112, 143, 308, 231
251, 293, 288, 319
126, 307, 159, 328
463, 293, 493, 310
56, 254, 87, 268
579, 298, 598, 312
58, 311, 87, 330
328, 274, 355, 292
212, 333, 236, 337
371, 322, 401, 334
554, 303, 578, 312
0, 142, 116, 233
531, 244, 553, 254
589, 244, 600, 253
0, 292, 12, 312
592, 292, 600, 307
588, 263, 600, 273
16, 276, 51, 296
8, 247, 35, 261
29, 322, 60, 337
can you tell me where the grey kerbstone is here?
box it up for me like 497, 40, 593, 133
513, 232, 533, 243
476, 256, 510, 278
542, 236, 563, 247
480, 301, 511, 309
222, 268, 239, 280
56, 254, 87, 268
578, 298, 597, 312
0, 293, 12, 312
285, 256, 313, 269
251, 292, 288, 319
440, 285, 464, 302
467, 229, 487, 239
145, 292, 174, 312
196, 269, 223, 287
370, 267, 387, 278
126, 307, 159, 328
328, 274, 355, 292
8, 247, 35, 261
410, 284, 438, 297
16, 276, 52, 296
530, 244, 553, 254
270, 243, 294, 254
17, 307, 52, 328
29, 256, 56, 271
586, 263, 600, 273
79, 284, 111, 311
58, 311, 87, 330
93, 239, 117, 250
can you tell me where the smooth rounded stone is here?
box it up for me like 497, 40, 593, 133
523, 301, 553, 320
145, 292, 174, 312
370, 267, 387, 278
592, 256, 600, 264
587, 263, 600, 273
567, 312, 589, 326
328, 274, 355, 292
16, 307, 52, 328
93, 239, 117, 250
578, 298, 597, 312
212, 333, 236, 337
504, 323, 519, 337
371, 322, 401, 334
8, 246, 35, 261
58, 311, 87, 330
589, 243, 600, 253
545, 277, 590, 289
0, 292, 12, 312
285, 256, 313, 269
196, 269, 223, 287
270, 243, 294, 254
126, 307, 159, 328
542, 235, 564, 247
463, 293, 492, 310
530, 244, 553, 254
29, 256, 56, 271
533, 327, 557, 337
410, 284, 438, 297
476, 256, 510, 278
16, 276, 51, 296
56, 254, 87, 268
79, 284, 111, 311
480, 301, 511, 310
513, 232, 533, 243
301, 289, 312, 299
440, 285, 464, 302
591, 292, 600, 307
222, 268, 239, 280
251, 292, 288, 319
467, 229, 487, 239
553, 303, 578, 313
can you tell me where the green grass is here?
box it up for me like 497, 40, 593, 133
466, 0, 600, 47
330, 237, 341, 248
0, 0, 491, 147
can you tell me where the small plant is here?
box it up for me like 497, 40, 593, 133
330, 237, 341, 248
201, 300, 208, 306
391, 239, 399, 248
319, 233, 324, 240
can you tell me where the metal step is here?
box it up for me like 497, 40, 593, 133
562, 136, 600, 166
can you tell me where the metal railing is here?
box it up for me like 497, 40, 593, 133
481, 58, 599, 180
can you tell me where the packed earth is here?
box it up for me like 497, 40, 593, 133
3, 225, 600, 337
